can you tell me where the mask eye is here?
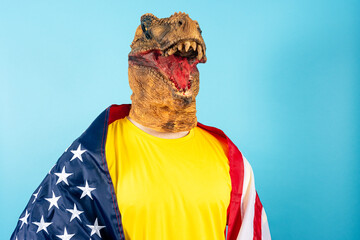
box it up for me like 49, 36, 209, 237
141, 23, 151, 39
141, 23, 147, 32
195, 21, 202, 34
141, 16, 153, 39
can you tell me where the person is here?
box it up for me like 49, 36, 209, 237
11, 12, 271, 240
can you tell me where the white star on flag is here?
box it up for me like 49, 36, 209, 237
66, 203, 84, 222
70, 144, 87, 162
45, 191, 61, 210
32, 215, 52, 234
77, 180, 96, 199
87, 218, 105, 238
56, 227, 75, 240
55, 166, 73, 185
32, 186, 42, 204
19, 209, 30, 229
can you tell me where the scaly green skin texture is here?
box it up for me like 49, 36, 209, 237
128, 12, 207, 132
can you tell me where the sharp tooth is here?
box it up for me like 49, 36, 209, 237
191, 41, 197, 51
184, 41, 191, 52
177, 43, 183, 51
197, 45, 203, 60
167, 48, 177, 56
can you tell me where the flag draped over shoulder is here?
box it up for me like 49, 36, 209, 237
11, 104, 271, 240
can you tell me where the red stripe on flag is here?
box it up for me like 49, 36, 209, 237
108, 104, 131, 125
253, 192, 263, 240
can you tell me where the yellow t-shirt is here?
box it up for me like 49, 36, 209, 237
105, 117, 231, 240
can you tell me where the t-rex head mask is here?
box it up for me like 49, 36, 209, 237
128, 12, 207, 132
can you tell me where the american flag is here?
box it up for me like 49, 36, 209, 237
11, 104, 271, 240
11, 107, 125, 239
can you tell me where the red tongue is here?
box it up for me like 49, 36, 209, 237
157, 54, 191, 89
129, 50, 199, 90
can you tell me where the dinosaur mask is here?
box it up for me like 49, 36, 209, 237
128, 12, 207, 132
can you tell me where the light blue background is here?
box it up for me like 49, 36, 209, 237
1, 0, 359, 239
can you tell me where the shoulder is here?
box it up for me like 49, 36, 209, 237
197, 121, 255, 179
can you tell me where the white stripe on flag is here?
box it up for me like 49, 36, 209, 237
261, 208, 271, 240
236, 157, 256, 240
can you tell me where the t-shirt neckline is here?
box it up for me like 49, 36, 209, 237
124, 117, 195, 143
